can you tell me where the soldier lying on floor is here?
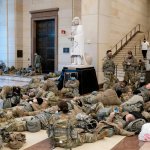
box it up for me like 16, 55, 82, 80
47, 101, 107, 149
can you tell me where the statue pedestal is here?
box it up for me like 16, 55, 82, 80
57, 65, 99, 95
146, 71, 150, 84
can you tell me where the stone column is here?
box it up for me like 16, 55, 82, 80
97, 0, 111, 83
0, 0, 22, 68
81, 0, 111, 84
0, 0, 8, 65
81, 0, 99, 76
15, 0, 23, 68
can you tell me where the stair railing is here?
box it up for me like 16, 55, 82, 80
112, 24, 140, 57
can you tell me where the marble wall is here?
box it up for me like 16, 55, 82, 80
0, 0, 23, 68
82, 0, 150, 83
0, 0, 150, 84
15, 0, 23, 68
22, 0, 73, 70
0, 0, 7, 65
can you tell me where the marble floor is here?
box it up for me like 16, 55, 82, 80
0, 75, 32, 87
2, 130, 150, 150
1, 75, 150, 150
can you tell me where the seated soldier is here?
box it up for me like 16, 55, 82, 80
61, 73, 80, 98
113, 80, 128, 93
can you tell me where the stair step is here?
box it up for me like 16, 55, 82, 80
113, 31, 147, 81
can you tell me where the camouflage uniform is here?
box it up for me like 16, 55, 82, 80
122, 55, 137, 86
135, 61, 146, 88
102, 56, 116, 90
34, 54, 42, 74
47, 111, 106, 149
61, 79, 80, 98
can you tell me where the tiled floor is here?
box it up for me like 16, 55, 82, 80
3, 130, 149, 150
1, 75, 150, 150
0, 75, 32, 87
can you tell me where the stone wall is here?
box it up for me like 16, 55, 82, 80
22, 0, 73, 69
0, 0, 7, 65
82, 0, 150, 83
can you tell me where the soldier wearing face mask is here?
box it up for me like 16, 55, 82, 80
122, 51, 137, 86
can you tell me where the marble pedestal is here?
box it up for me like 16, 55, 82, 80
57, 65, 99, 95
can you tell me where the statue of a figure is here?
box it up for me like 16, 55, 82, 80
70, 17, 87, 65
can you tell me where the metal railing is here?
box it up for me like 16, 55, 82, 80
112, 24, 141, 57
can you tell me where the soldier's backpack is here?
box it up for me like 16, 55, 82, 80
125, 119, 146, 134
121, 95, 144, 112
35, 111, 51, 129
0, 99, 3, 109
19, 101, 33, 112
0, 135, 2, 150
96, 107, 111, 121
13, 118, 27, 132
47, 115, 78, 148
76, 113, 98, 132
7, 133, 26, 149
26, 117, 41, 132
3, 94, 12, 109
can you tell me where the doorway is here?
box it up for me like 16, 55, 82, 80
30, 8, 58, 73
36, 19, 55, 73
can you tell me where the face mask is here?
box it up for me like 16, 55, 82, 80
70, 77, 76, 80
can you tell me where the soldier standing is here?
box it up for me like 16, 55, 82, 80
102, 50, 116, 90
122, 51, 137, 86
135, 59, 146, 88
34, 53, 42, 74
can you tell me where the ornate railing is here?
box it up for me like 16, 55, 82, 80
112, 24, 141, 57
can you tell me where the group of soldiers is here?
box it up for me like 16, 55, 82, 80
0, 53, 42, 76
0, 70, 150, 149
102, 50, 146, 90
0, 50, 150, 149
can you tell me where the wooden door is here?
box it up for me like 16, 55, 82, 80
36, 19, 55, 73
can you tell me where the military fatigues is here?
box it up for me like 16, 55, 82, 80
61, 79, 80, 97
34, 54, 42, 74
122, 56, 137, 86
135, 61, 146, 88
47, 111, 106, 149
102, 57, 116, 90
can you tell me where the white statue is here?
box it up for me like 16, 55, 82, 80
70, 17, 87, 65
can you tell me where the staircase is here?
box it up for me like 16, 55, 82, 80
111, 24, 149, 81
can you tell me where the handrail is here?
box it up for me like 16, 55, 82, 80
112, 24, 140, 57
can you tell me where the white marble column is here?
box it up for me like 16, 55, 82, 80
0, 0, 8, 65
97, 0, 111, 83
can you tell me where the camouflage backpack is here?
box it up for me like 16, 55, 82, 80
121, 95, 144, 112
26, 117, 41, 132
3, 97, 12, 109
35, 111, 51, 129
125, 119, 146, 134
76, 113, 98, 133
0, 135, 2, 150
47, 114, 78, 148
13, 118, 27, 132
19, 101, 33, 112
